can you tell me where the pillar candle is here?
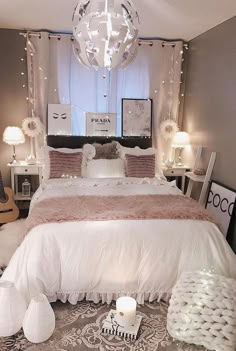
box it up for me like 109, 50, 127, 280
116, 296, 136, 327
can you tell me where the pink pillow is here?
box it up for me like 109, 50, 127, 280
49, 150, 83, 178
125, 154, 156, 178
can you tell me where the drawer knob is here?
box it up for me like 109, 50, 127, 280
25, 169, 28, 172
171, 170, 174, 174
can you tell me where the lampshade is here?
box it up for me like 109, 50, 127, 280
72, 0, 139, 70
3, 126, 25, 146
172, 132, 189, 148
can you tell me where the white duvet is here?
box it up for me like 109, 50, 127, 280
2, 177, 236, 304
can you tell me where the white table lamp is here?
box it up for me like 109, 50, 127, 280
3, 126, 25, 164
172, 131, 190, 166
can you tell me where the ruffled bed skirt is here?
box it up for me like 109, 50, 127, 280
47, 290, 171, 305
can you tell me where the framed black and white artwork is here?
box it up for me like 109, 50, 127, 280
122, 98, 152, 137
48, 104, 72, 136
206, 180, 236, 238
86, 112, 116, 136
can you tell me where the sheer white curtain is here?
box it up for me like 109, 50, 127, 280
27, 32, 182, 158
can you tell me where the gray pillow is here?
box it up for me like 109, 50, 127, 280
93, 141, 119, 159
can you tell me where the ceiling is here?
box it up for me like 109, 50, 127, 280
0, 0, 236, 41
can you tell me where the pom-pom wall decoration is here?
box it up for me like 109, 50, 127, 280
160, 119, 179, 140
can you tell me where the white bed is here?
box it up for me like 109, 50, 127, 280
2, 176, 236, 305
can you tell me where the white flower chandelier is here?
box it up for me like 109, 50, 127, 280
72, 0, 140, 70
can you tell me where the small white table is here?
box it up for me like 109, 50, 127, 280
8, 161, 43, 201
163, 165, 190, 193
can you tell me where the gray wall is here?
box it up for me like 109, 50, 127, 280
183, 16, 236, 251
0, 29, 29, 186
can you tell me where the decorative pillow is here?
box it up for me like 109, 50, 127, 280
86, 159, 125, 178
125, 154, 156, 178
117, 142, 165, 179
49, 151, 83, 179
38, 144, 96, 181
93, 141, 119, 159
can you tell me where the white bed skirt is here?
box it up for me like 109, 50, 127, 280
48, 291, 171, 305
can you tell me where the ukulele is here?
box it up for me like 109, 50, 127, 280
0, 170, 19, 223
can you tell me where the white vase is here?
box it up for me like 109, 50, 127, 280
0, 280, 27, 337
23, 293, 55, 343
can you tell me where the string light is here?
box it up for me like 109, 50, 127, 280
21, 35, 185, 139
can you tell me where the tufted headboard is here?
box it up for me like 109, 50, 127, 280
47, 136, 152, 149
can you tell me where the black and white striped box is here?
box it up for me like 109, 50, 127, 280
102, 309, 142, 340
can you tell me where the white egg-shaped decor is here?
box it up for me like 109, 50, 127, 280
23, 293, 55, 343
0, 280, 27, 337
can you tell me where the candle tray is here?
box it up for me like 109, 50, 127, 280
102, 309, 142, 340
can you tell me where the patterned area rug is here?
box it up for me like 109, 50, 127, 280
0, 301, 207, 351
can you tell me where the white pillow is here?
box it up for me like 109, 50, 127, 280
116, 143, 165, 179
86, 159, 125, 178
38, 144, 95, 181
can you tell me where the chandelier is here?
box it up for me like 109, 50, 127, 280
72, 0, 140, 70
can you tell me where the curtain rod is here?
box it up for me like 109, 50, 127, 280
19, 32, 188, 48
19, 32, 153, 45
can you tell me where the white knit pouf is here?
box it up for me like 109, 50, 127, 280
167, 271, 236, 351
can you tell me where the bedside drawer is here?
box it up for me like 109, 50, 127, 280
164, 169, 175, 176
164, 168, 187, 177
14, 166, 39, 175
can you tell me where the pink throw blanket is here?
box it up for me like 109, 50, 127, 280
26, 195, 215, 233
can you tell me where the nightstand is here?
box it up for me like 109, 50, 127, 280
163, 165, 190, 193
8, 161, 43, 201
